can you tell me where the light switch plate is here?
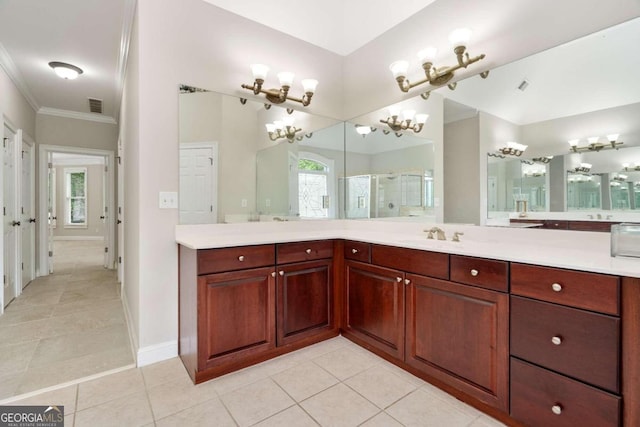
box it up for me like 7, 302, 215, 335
159, 192, 178, 209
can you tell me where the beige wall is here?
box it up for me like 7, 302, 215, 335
0, 66, 36, 139
52, 163, 104, 238
36, 114, 117, 151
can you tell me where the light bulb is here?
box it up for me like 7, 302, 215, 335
356, 126, 371, 136
587, 136, 599, 144
265, 123, 276, 133
568, 139, 579, 147
449, 28, 472, 48
417, 47, 437, 64
301, 79, 318, 93
277, 71, 295, 87
250, 64, 269, 81
415, 114, 429, 124
389, 61, 409, 79
607, 133, 619, 142
402, 110, 416, 122
387, 105, 401, 118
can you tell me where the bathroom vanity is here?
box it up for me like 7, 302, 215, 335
177, 220, 640, 427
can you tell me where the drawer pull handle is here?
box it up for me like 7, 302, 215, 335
404, 279, 411, 285
238, 255, 245, 262
551, 404, 563, 415
351, 248, 358, 254
305, 248, 312, 254
551, 283, 562, 292
470, 269, 479, 277
396, 277, 402, 283
551, 336, 563, 345
279, 271, 285, 276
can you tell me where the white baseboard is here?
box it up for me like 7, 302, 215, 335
53, 236, 103, 241
137, 341, 178, 367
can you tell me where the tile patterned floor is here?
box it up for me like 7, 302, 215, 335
2, 336, 507, 427
0, 241, 134, 399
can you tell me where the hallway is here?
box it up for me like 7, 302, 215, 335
0, 241, 134, 399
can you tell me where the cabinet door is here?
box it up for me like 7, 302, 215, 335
345, 261, 405, 360
198, 266, 276, 371
405, 274, 509, 411
277, 259, 333, 346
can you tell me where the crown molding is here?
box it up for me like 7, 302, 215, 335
38, 107, 117, 125
0, 42, 40, 113
113, 0, 137, 123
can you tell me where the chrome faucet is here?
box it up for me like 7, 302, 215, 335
425, 227, 446, 241
273, 216, 285, 222
452, 231, 464, 242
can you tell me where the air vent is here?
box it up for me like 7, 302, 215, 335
88, 98, 103, 114
517, 80, 529, 92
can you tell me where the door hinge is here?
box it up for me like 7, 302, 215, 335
21, 262, 24, 270
49, 251, 53, 257
3, 137, 7, 148
104, 247, 108, 253
21, 150, 24, 158
48, 162, 53, 169
116, 156, 121, 165
104, 165, 108, 172
3, 274, 6, 284
3, 207, 5, 216
118, 256, 122, 264
210, 205, 213, 212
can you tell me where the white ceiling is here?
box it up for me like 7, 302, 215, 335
201, 0, 437, 56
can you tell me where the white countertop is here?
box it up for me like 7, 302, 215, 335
176, 219, 640, 278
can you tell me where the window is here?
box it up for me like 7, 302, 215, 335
65, 167, 87, 226
298, 157, 329, 218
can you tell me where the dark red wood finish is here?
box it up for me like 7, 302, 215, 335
344, 260, 405, 359
371, 244, 449, 279
568, 220, 618, 232
543, 220, 569, 229
344, 240, 371, 263
276, 240, 333, 264
511, 296, 620, 393
511, 263, 620, 315
197, 244, 275, 275
450, 255, 509, 292
405, 274, 509, 411
510, 358, 620, 427
622, 277, 640, 427
179, 246, 198, 382
276, 259, 333, 346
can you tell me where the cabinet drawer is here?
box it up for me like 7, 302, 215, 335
511, 296, 620, 392
450, 255, 508, 292
344, 240, 370, 263
197, 245, 275, 275
371, 245, 449, 280
511, 263, 620, 315
568, 221, 617, 232
511, 358, 620, 427
544, 220, 569, 229
276, 240, 333, 264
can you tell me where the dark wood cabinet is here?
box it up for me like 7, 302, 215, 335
198, 266, 276, 371
344, 260, 405, 359
405, 274, 509, 411
509, 218, 620, 232
276, 259, 333, 346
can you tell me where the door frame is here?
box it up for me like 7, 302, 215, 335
38, 144, 116, 276
21, 134, 36, 286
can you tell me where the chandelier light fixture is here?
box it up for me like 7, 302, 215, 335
498, 141, 528, 157
389, 28, 488, 95
48, 61, 83, 80
574, 162, 593, 173
379, 106, 428, 137
242, 64, 318, 107
568, 134, 623, 152
265, 117, 301, 143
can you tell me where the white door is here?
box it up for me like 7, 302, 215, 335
179, 143, 217, 224
47, 152, 55, 274
3, 126, 18, 307
117, 140, 124, 283
102, 159, 110, 268
21, 141, 35, 288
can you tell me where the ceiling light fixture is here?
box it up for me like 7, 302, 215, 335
612, 174, 628, 182
568, 134, 623, 152
532, 156, 554, 164
623, 162, 640, 172
379, 107, 428, 137
389, 28, 488, 94
356, 125, 373, 137
48, 61, 83, 80
265, 117, 301, 143
242, 64, 318, 107
498, 141, 528, 157
574, 162, 593, 173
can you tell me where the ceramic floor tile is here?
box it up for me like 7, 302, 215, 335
44, 303, 125, 337
155, 396, 236, 427
209, 363, 270, 396
344, 365, 417, 409
361, 411, 404, 427
469, 414, 508, 426
141, 357, 189, 389
8, 384, 78, 414
253, 404, 318, 427
0, 305, 54, 325
294, 336, 349, 359
77, 368, 145, 410
419, 383, 486, 419
386, 389, 476, 427
0, 373, 25, 401
0, 341, 39, 377
312, 346, 377, 381
147, 375, 218, 420
220, 378, 294, 427
272, 361, 339, 402
378, 362, 428, 388
74, 390, 153, 427
251, 349, 308, 376
0, 318, 49, 347
300, 383, 379, 427
50, 295, 121, 318
65, 413, 74, 426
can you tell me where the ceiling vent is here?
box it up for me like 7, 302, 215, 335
517, 79, 530, 92
88, 98, 103, 114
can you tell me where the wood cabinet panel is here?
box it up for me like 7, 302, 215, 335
371, 244, 449, 280
511, 296, 620, 393
405, 275, 509, 410
197, 267, 276, 371
511, 358, 620, 427
511, 263, 620, 315
345, 261, 405, 359
197, 244, 275, 275
277, 259, 333, 346
543, 220, 569, 229
344, 240, 371, 263
568, 220, 618, 232
450, 255, 509, 292
276, 240, 333, 264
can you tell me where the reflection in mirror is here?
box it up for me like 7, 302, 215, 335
178, 85, 341, 224
567, 172, 601, 210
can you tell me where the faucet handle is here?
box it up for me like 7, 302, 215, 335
452, 232, 464, 242
423, 229, 435, 239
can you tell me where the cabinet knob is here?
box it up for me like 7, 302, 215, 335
551, 283, 562, 292
470, 269, 479, 277
305, 248, 312, 254
238, 255, 245, 261
551, 404, 563, 415
551, 336, 563, 345
404, 279, 411, 285
351, 248, 358, 254
396, 277, 402, 283
279, 271, 285, 276
271, 272, 276, 277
